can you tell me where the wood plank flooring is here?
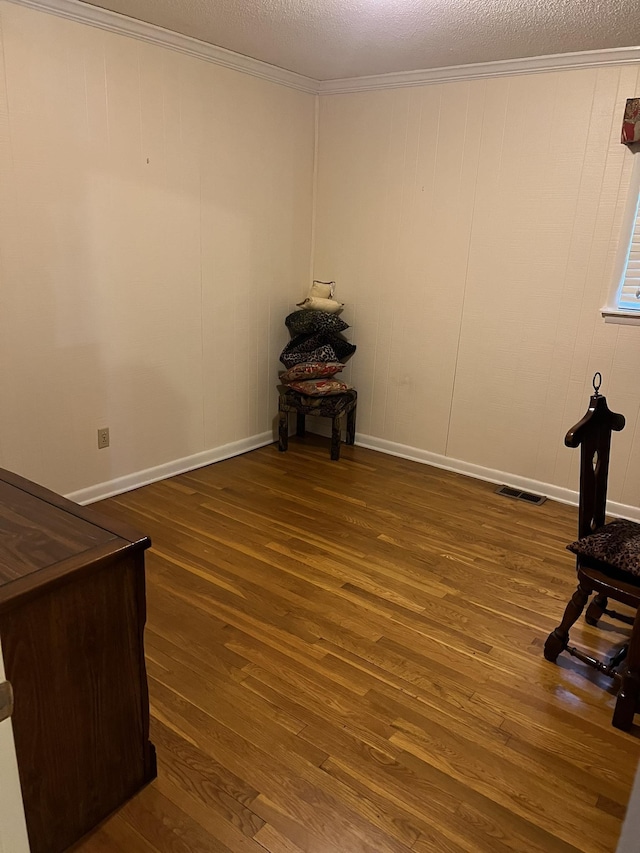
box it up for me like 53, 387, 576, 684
73, 436, 640, 853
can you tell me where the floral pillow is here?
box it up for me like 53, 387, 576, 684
280, 362, 344, 383
288, 379, 353, 396
567, 518, 640, 578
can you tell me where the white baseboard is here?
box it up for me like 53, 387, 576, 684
354, 433, 640, 522
66, 426, 640, 523
66, 432, 274, 505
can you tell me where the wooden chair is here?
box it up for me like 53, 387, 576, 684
544, 375, 640, 731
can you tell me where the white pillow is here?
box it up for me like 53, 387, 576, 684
297, 297, 344, 313
309, 280, 335, 299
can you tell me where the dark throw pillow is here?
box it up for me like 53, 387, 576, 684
285, 310, 349, 336
567, 518, 640, 578
326, 334, 356, 361
280, 339, 338, 367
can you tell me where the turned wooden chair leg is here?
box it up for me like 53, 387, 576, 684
585, 594, 608, 626
612, 608, 640, 731
346, 405, 356, 445
544, 579, 592, 662
296, 413, 306, 437
331, 412, 344, 461
278, 410, 289, 452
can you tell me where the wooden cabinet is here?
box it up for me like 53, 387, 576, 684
0, 469, 156, 853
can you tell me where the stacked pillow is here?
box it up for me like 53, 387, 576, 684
279, 361, 352, 396
279, 362, 344, 382
288, 378, 352, 396
280, 329, 357, 367
285, 310, 349, 336
279, 284, 356, 396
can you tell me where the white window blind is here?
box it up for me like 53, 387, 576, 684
617, 192, 640, 312
603, 151, 640, 323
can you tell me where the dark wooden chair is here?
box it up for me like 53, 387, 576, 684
544, 375, 640, 730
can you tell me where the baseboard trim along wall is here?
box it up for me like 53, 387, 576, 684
355, 433, 640, 523
68, 429, 640, 522
66, 432, 274, 505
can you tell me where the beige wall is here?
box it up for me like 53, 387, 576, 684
313, 67, 640, 509
2, 1, 640, 511
0, 2, 315, 496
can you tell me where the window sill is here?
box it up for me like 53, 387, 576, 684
602, 309, 640, 325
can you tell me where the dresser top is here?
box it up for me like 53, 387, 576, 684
0, 468, 150, 610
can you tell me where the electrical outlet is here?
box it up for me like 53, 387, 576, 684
97, 427, 110, 449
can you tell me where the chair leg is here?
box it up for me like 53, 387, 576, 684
346, 405, 356, 445
331, 412, 344, 460
612, 608, 640, 731
544, 579, 592, 662
296, 413, 306, 437
585, 594, 608, 626
278, 411, 289, 452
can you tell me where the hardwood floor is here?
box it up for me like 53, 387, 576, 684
73, 436, 640, 853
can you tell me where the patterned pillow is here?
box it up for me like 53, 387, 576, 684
567, 518, 640, 578
326, 335, 356, 361
291, 332, 356, 362
288, 379, 353, 396
280, 362, 344, 383
282, 333, 314, 353
285, 310, 349, 336
280, 343, 337, 368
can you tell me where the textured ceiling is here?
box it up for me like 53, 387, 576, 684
79, 0, 640, 81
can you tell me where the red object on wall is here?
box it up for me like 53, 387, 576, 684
622, 98, 640, 145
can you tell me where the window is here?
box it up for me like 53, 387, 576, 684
603, 151, 640, 324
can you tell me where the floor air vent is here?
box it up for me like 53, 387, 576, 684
495, 485, 547, 505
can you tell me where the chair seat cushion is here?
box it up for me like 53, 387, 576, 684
567, 518, 640, 578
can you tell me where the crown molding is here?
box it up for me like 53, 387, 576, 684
5, 0, 318, 94
318, 45, 640, 95
5, 0, 640, 97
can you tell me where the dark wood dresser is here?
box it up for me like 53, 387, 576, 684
0, 468, 156, 853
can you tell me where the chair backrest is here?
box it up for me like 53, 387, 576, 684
565, 387, 625, 539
